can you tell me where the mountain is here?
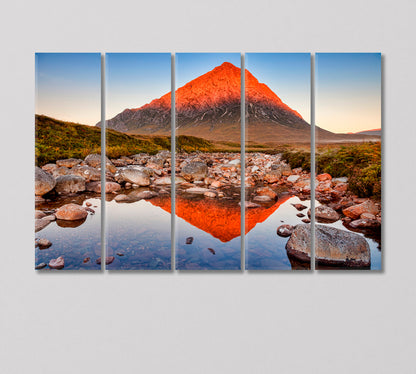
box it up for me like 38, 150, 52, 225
101, 62, 378, 144
354, 128, 382, 136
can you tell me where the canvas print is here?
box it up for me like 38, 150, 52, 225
245, 53, 311, 270
175, 53, 242, 270
35, 53, 102, 270
104, 53, 172, 270
313, 53, 381, 270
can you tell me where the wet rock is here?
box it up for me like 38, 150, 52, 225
96, 256, 115, 265
243, 201, 261, 209
38, 238, 52, 249
349, 218, 381, 229
277, 224, 294, 237
296, 213, 305, 218
181, 161, 208, 182
116, 252, 124, 256
185, 187, 211, 194
86, 181, 121, 193
118, 168, 150, 186
310, 205, 339, 222
35, 218, 51, 232
227, 158, 241, 166
128, 190, 158, 200
292, 203, 307, 211
35, 263, 47, 270
255, 186, 277, 200
343, 200, 379, 220
186, 237, 194, 245
83, 257, 90, 263
56, 158, 82, 168
253, 195, 272, 202
361, 212, 376, 220
286, 224, 370, 267
210, 180, 222, 188
55, 175, 86, 194
302, 218, 311, 223
204, 191, 217, 198
207, 248, 216, 255
71, 165, 101, 182
35, 166, 56, 196
35, 210, 46, 219
49, 256, 65, 270
115, 194, 129, 202
55, 203, 88, 221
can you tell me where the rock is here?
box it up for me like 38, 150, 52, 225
263, 170, 282, 184
35, 166, 56, 196
185, 187, 211, 194
56, 158, 82, 168
86, 181, 121, 193
296, 213, 305, 218
253, 195, 272, 202
38, 238, 52, 249
43, 214, 56, 222
276, 224, 294, 237
41, 163, 58, 173
287, 175, 300, 183
255, 186, 277, 200
35, 263, 47, 270
204, 191, 217, 198
316, 173, 332, 182
127, 190, 158, 200
210, 180, 222, 188
310, 205, 339, 222
243, 201, 261, 209
207, 248, 216, 255
116, 252, 124, 256
292, 203, 307, 211
84, 153, 105, 168
349, 219, 381, 229
71, 165, 101, 182
227, 158, 241, 165
49, 256, 65, 269
118, 168, 150, 186
35, 218, 50, 232
342, 200, 379, 220
52, 166, 71, 178
332, 177, 348, 183
83, 257, 91, 263
96, 256, 115, 265
181, 162, 208, 182
35, 210, 46, 219
55, 175, 86, 194
272, 163, 291, 176
360, 212, 376, 220
286, 224, 370, 267
302, 218, 311, 223
115, 194, 129, 202
55, 203, 88, 221
186, 237, 194, 245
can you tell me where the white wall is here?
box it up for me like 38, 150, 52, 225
1, 1, 415, 373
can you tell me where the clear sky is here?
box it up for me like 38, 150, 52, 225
35, 53, 101, 126
245, 53, 311, 121
176, 53, 241, 87
106, 53, 171, 120
316, 53, 381, 134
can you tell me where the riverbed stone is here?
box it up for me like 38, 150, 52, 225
276, 224, 294, 237
35, 218, 51, 232
181, 162, 208, 182
71, 165, 101, 182
55, 175, 86, 194
55, 203, 88, 221
35, 166, 56, 196
286, 224, 370, 267
310, 205, 340, 222
342, 200, 379, 220
49, 256, 65, 269
86, 181, 121, 193
255, 186, 277, 200
117, 168, 150, 186
349, 218, 381, 229
56, 158, 83, 168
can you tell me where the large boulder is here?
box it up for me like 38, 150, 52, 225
181, 162, 208, 182
35, 166, 56, 196
54, 175, 86, 194
55, 203, 88, 221
52, 166, 71, 178
71, 165, 101, 182
117, 168, 150, 186
343, 200, 379, 219
84, 153, 116, 173
286, 224, 371, 268
56, 158, 82, 168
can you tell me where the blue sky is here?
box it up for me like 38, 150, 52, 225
316, 53, 381, 133
35, 53, 101, 126
106, 53, 171, 119
246, 53, 311, 121
176, 53, 240, 87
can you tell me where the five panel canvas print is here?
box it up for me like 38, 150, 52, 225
34, 52, 382, 271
